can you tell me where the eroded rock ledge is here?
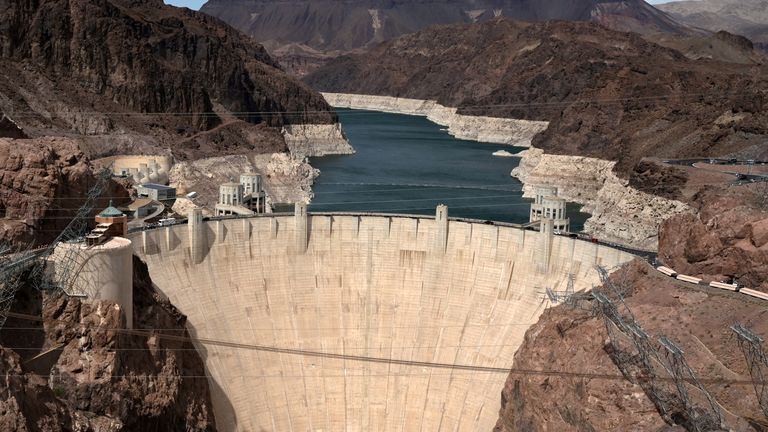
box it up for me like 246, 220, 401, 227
282, 123, 355, 157
322, 93, 549, 146
512, 146, 691, 250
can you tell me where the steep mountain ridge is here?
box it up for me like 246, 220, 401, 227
200, 0, 688, 75
306, 19, 768, 176
0, 0, 336, 159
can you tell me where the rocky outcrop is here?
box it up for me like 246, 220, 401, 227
260, 152, 319, 204
322, 93, 548, 146
659, 186, 768, 291
495, 260, 766, 431
0, 113, 26, 139
0, 137, 129, 246
0, 256, 217, 430
282, 123, 355, 157
512, 146, 691, 250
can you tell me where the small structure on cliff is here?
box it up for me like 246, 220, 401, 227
214, 173, 267, 216
135, 183, 177, 207
86, 201, 128, 246
50, 202, 134, 328
109, 155, 172, 185
529, 186, 570, 233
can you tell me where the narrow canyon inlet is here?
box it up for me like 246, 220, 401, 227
310, 109, 589, 229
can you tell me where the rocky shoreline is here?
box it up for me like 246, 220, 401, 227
321, 92, 689, 250
512, 146, 691, 250
322, 93, 548, 146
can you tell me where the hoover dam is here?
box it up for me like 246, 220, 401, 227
129, 207, 635, 431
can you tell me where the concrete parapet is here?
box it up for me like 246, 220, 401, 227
188, 208, 204, 264
435, 205, 448, 254
295, 202, 308, 253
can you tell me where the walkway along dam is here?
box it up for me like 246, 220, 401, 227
128, 206, 635, 431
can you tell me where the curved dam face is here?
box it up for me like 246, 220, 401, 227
130, 212, 635, 431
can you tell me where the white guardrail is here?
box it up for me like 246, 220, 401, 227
655, 266, 766, 300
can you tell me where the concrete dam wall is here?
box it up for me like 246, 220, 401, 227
129, 211, 635, 431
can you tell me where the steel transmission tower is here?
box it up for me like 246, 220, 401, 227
0, 166, 113, 329
731, 323, 768, 418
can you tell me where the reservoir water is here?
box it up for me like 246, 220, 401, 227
309, 109, 588, 229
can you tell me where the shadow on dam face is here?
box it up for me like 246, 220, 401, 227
130, 214, 635, 431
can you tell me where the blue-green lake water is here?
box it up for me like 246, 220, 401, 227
309, 109, 588, 230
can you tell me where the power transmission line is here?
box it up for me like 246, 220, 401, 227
3, 311, 766, 387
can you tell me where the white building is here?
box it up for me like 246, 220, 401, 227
529, 186, 570, 233
214, 173, 267, 216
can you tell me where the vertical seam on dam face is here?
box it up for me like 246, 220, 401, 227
130, 214, 635, 431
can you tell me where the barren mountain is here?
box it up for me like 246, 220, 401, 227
306, 18, 768, 176
658, 0, 768, 50
0, 0, 343, 245
0, 0, 336, 160
200, 0, 688, 75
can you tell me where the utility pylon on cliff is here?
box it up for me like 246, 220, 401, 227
0, 243, 44, 328
657, 336, 723, 432
592, 286, 722, 429
31, 166, 113, 294
544, 274, 592, 309
731, 323, 768, 418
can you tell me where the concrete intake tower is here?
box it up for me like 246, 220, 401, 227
129, 207, 634, 431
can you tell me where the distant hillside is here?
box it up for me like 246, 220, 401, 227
200, 0, 688, 75
658, 0, 768, 50
306, 19, 768, 175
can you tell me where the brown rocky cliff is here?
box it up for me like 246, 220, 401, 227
495, 260, 767, 431
0, 137, 129, 246
0, 0, 336, 159
659, 185, 768, 291
0, 0, 334, 127
201, 0, 688, 76
0, 256, 217, 431
496, 186, 768, 430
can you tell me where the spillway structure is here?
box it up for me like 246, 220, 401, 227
129, 207, 635, 431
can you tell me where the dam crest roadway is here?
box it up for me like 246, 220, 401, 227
129, 206, 635, 431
